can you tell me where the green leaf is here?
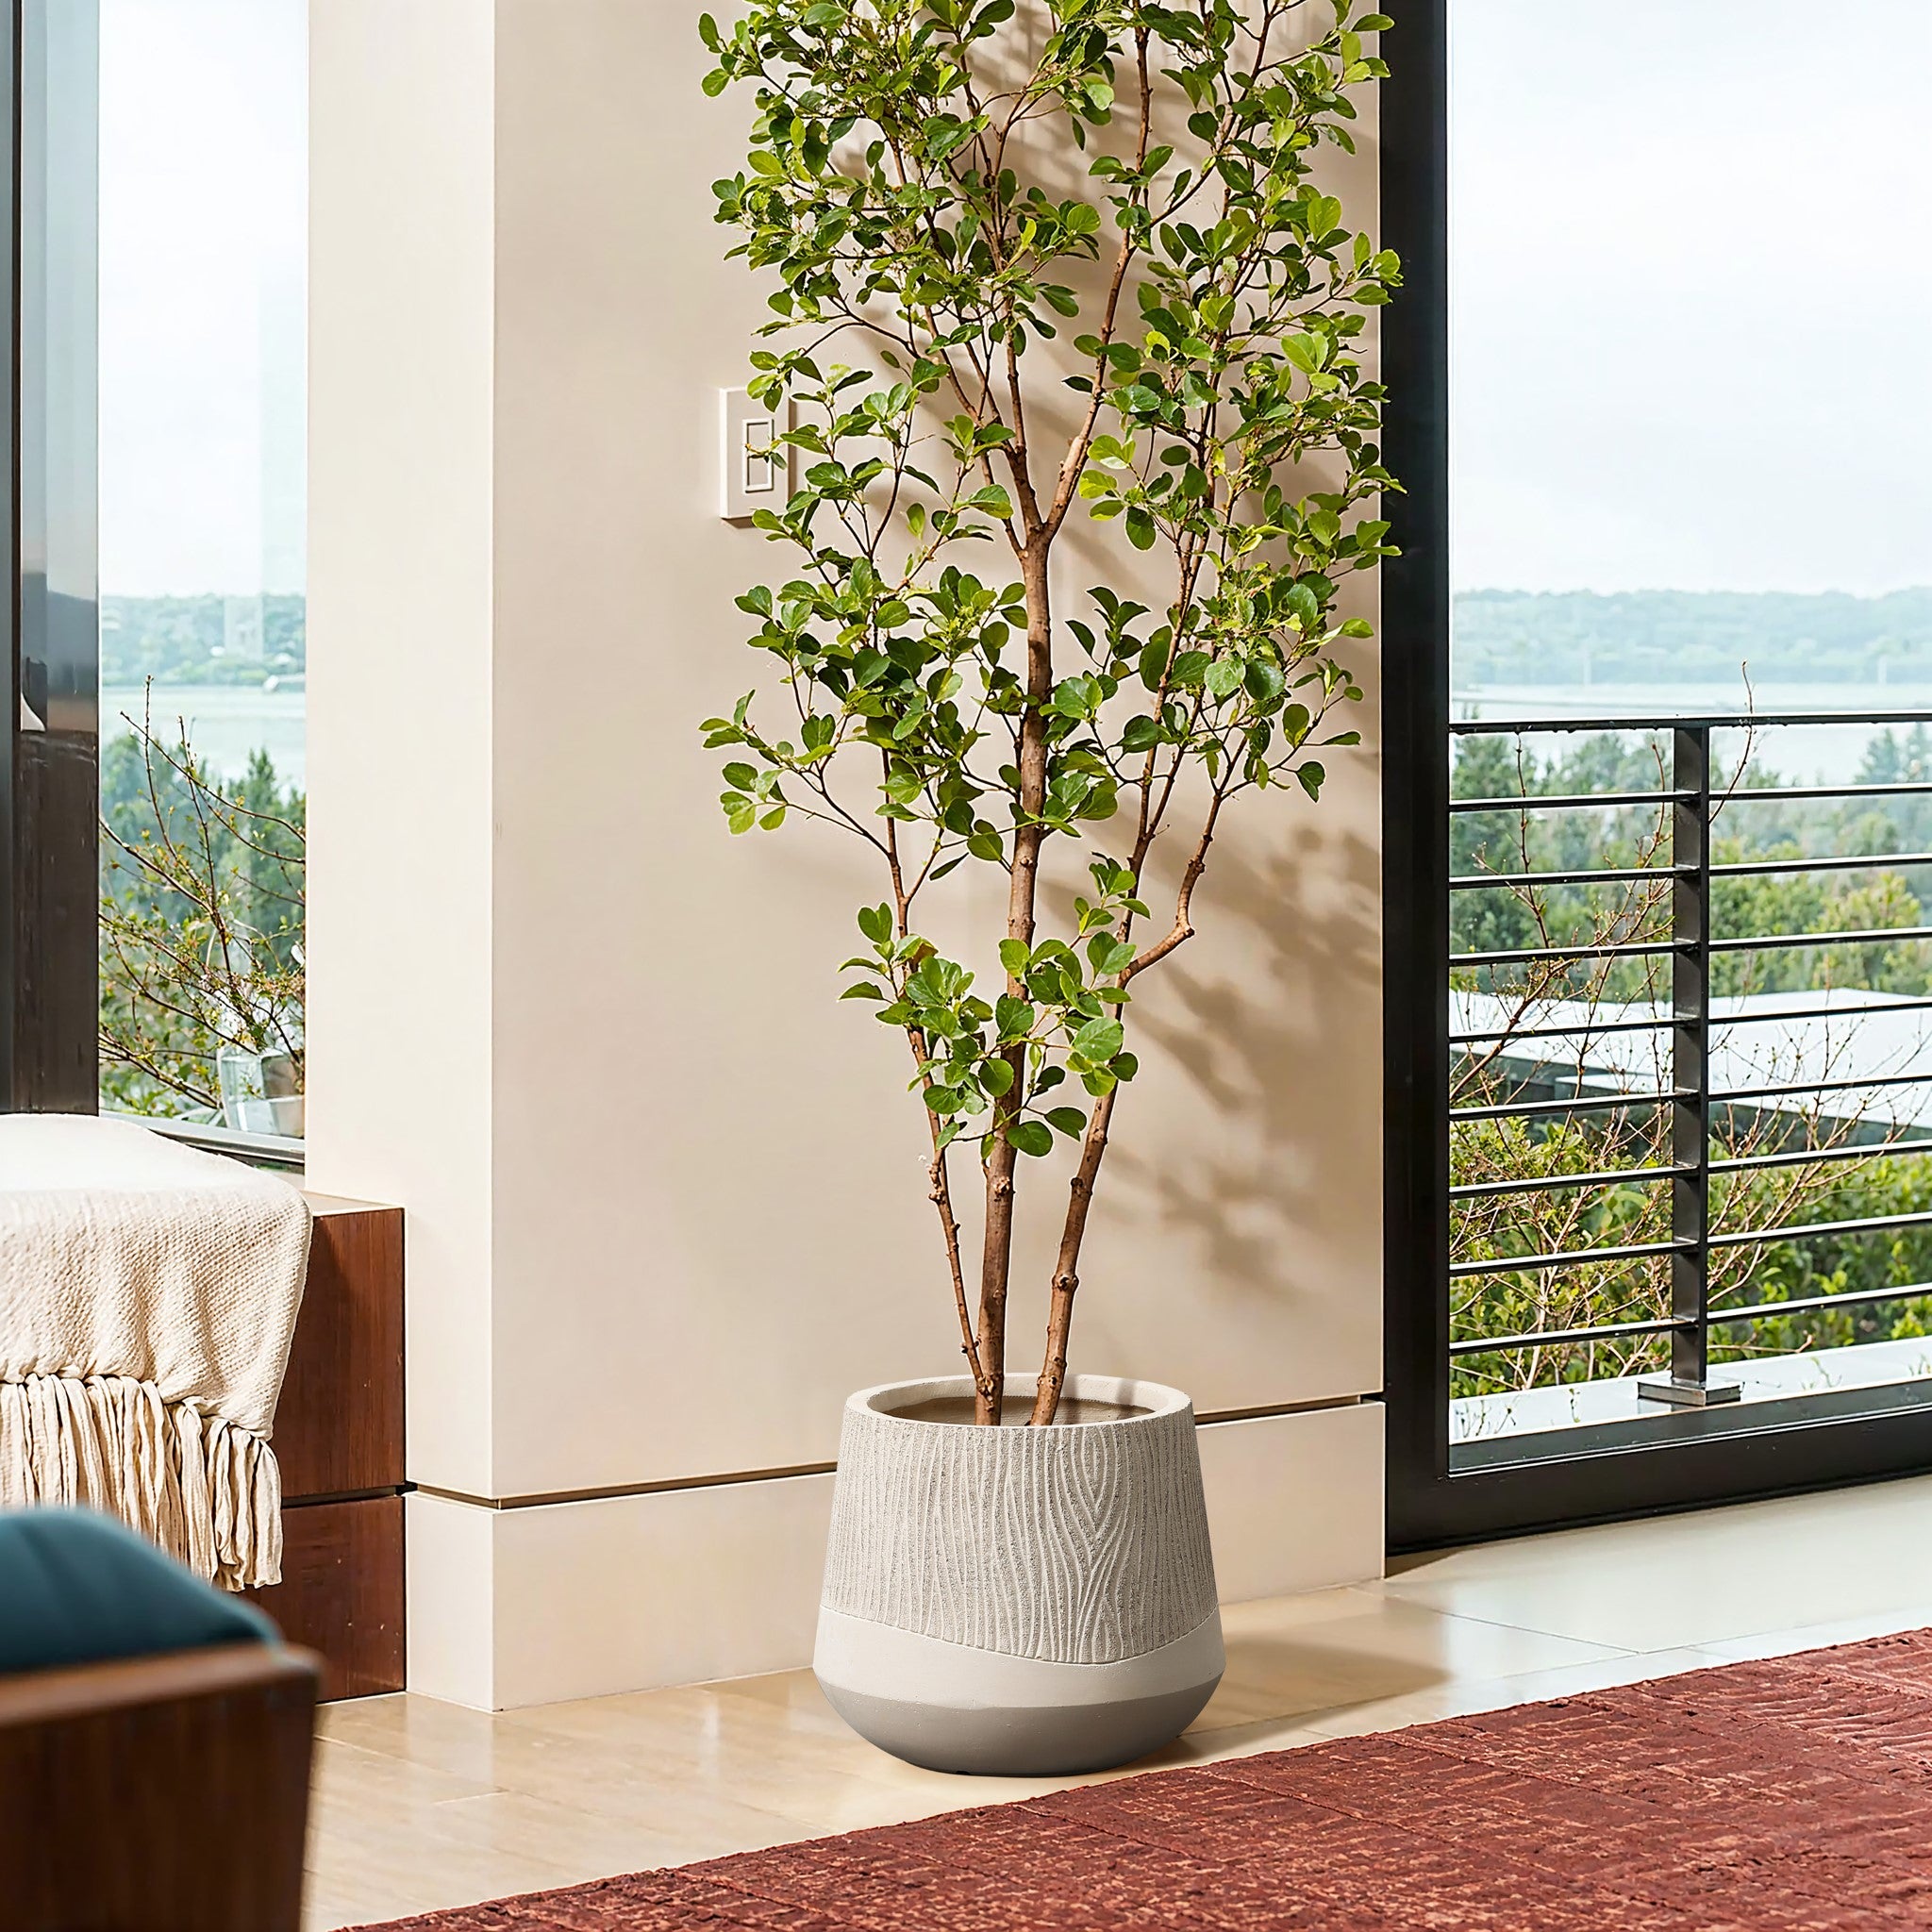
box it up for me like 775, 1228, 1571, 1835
1008, 1120, 1054, 1158
1282, 333, 1324, 374
1046, 1107, 1087, 1137
998, 938, 1031, 975
980, 1057, 1016, 1097
1072, 1017, 1124, 1063
1204, 657, 1242, 699
1297, 760, 1326, 800
857, 904, 893, 945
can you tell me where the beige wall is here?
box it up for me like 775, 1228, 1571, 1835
310, 0, 1385, 1707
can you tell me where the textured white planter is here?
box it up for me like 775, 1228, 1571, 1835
814, 1373, 1224, 1775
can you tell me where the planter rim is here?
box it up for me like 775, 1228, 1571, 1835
846, 1371, 1192, 1430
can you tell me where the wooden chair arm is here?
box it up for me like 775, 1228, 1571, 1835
0, 1641, 321, 1932
0, 1639, 320, 1727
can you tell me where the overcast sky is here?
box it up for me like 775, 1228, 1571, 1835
1451, 0, 1932, 596
99, 0, 305, 597
94, 3, 1929, 601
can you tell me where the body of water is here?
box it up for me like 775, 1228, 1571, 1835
1452, 681, 1932, 788
95, 677, 1932, 798
101, 683, 306, 789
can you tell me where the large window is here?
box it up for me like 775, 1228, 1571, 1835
1384, 0, 1932, 1543
95, 0, 307, 1141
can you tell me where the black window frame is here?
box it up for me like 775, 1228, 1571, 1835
3, 0, 98, 1114
1379, 0, 1932, 1550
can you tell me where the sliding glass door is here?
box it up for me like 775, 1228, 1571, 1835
1384, 0, 1932, 1543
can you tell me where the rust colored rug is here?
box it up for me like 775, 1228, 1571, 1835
352, 1627, 1932, 1929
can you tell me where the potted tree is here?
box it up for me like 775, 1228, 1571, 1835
703, 0, 1395, 1774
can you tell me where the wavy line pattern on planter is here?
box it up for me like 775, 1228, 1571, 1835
821, 1396, 1216, 1665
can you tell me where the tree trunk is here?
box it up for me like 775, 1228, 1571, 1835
978, 534, 1053, 1423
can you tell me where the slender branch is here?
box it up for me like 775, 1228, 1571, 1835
1123, 787, 1230, 985
885, 784, 991, 1409
1028, 1083, 1118, 1426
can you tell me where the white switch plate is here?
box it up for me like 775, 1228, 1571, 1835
719, 387, 791, 525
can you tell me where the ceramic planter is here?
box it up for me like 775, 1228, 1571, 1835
814, 1372, 1223, 1775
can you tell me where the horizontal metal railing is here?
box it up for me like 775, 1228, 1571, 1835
1454, 1209, 1932, 1285
1451, 1087, 1690, 1124
1707, 1279, 1932, 1326
1453, 993, 1932, 1047
1449, 1238, 1690, 1280
1712, 1137, 1932, 1175
1448, 711, 1932, 1400
1457, 1280, 1932, 1358
1713, 924, 1932, 955
1449, 1160, 1695, 1202
1452, 938, 1673, 969
1447, 1134, 1932, 1208
1450, 851, 1932, 891
1449, 1313, 1688, 1358
1449, 708, 1932, 734
1451, 788, 1692, 814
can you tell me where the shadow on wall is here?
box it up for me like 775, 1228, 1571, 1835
1104, 812, 1382, 1313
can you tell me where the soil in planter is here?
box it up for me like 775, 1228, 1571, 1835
884, 1393, 1153, 1426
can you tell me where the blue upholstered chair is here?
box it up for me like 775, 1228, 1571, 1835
0, 1506, 278, 1671
0, 1506, 319, 1932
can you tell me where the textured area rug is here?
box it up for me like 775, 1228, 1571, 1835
352, 1627, 1932, 1929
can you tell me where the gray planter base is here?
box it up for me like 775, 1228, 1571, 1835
819, 1675, 1220, 1777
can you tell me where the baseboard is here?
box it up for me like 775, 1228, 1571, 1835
407, 1399, 1385, 1709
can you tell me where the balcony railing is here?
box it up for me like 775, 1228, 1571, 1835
1447, 710, 1932, 1413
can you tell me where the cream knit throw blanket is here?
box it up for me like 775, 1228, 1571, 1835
0, 1115, 310, 1590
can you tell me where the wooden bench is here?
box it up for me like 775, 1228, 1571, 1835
245, 1196, 406, 1699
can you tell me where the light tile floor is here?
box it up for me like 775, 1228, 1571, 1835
306, 1472, 1932, 1929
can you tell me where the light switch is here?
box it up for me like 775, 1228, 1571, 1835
719, 387, 791, 524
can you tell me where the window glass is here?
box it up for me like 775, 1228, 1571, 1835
1447, 0, 1932, 1446
97, 0, 307, 1137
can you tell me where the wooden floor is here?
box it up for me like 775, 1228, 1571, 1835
306, 1472, 1932, 1930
